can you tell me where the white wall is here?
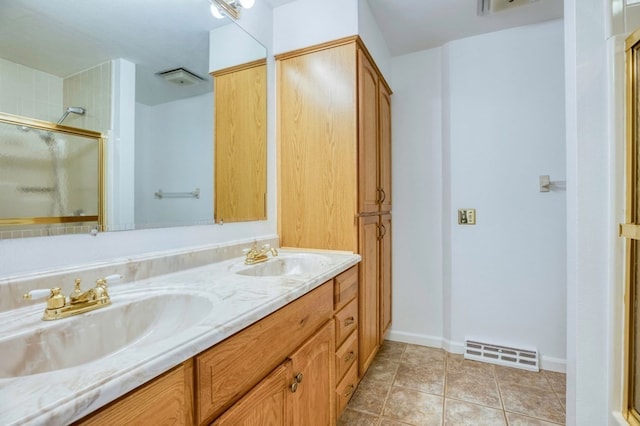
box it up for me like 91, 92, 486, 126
388, 48, 444, 346
446, 20, 566, 368
357, 0, 392, 79
389, 20, 567, 371
134, 93, 213, 227
273, 0, 358, 54
209, 24, 266, 73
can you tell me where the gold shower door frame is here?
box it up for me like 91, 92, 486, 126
0, 112, 105, 229
622, 28, 640, 426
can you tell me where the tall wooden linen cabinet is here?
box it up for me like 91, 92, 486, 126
276, 36, 392, 413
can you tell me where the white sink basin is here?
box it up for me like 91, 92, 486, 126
236, 253, 333, 277
0, 291, 212, 378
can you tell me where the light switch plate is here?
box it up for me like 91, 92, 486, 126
458, 209, 476, 225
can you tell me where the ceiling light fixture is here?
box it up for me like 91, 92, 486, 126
209, 0, 255, 20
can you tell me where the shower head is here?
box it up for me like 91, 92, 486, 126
57, 106, 85, 124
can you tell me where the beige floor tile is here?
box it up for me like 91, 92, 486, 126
499, 382, 565, 424
444, 398, 507, 426
382, 387, 443, 426
402, 344, 446, 367
379, 420, 416, 426
377, 340, 407, 361
394, 362, 445, 396
446, 354, 496, 379
542, 371, 566, 397
445, 371, 502, 409
348, 376, 393, 416
505, 411, 564, 425
366, 356, 401, 383
495, 366, 551, 390
338, 408, 381, 425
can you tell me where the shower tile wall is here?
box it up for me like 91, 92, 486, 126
0, 57, 63, 122
63, 61, 111, 133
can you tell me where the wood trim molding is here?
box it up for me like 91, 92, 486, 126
211, 58, 267, 77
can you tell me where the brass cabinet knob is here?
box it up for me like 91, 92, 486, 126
290, 382, 298, 393
295, 372, 303, 383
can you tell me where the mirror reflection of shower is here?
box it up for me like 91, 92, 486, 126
57, 106, 85, 125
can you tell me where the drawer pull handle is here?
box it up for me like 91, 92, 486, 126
295, 372, 303, 383
344, 351, 355, 363
290, 382, 298, 393
344, 384, 355, 397
344, 317, 355, 326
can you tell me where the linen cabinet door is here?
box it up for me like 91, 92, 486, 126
358, 214, 380, 376
378, 83, 392, 213
289, 320, 336, 426
379, 213, 392, 341
212, 362, 292, 426
358, 49, 380, 215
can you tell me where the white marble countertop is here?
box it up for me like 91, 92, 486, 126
0, 249, 360, 425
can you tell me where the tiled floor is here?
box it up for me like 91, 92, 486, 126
339, 341, 566, 426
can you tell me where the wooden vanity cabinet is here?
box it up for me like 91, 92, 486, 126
74, 361, 194, 426
75, 278, 340, 426
195, 281, 333, 425
277, 36, 392, 384
212, 321, 335, 426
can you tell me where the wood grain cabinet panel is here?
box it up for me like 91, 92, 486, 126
335, 363, 358, 419
335, 331, 358, 383
213, 60, 267, 224
276, 34, 393, 411
195, 282, 333, 424
334, 298, 358, 348
75, 361, 194, 426
211, 361, 293, 426
289, 320, 336, 426
333, 265, 358, 311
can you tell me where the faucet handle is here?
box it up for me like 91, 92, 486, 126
96, 274, 122, 286
23, 288, 53, 301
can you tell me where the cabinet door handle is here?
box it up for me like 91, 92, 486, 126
344, 351, 355, 363
380, 188, 386, 203
290, 382, 298, 393
376, 188, 382, 204
376, 224, 382, 240
295, 372, 303, 383
344, 316, 355, 326
380, 223, 386, 238
344, 384, 355, 397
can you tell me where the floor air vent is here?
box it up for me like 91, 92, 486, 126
464, 340, 539, 372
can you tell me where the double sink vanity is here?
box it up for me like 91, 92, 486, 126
0, 239, 360, 425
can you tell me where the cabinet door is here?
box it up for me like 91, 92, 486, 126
379, 214, 392, 341
212, 362, 292, 426
378, 83, 392, 213
289, 320, 336, 426
76, 362, 194, 426
358, 49, 380, 215
358, 215, 380, 376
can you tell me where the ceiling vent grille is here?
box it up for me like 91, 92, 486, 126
478, 0, 541, 15
156, 68, 204, 86
464, 339, 539, 371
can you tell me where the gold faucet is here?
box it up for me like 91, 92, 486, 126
23, 275, 120, 321
244, 242, 278, 265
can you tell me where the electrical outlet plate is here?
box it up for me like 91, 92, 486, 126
458, 209, 476, 225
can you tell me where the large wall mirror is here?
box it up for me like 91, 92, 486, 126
0, 0, 267, 238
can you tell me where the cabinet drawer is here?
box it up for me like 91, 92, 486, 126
334, 265, 358, 311
195, 281, 333, 425
335, 298, 358, 348
335, 331, 357, 383
336, 362, 358, 419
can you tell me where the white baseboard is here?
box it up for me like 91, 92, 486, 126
385, 330, 566, 373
